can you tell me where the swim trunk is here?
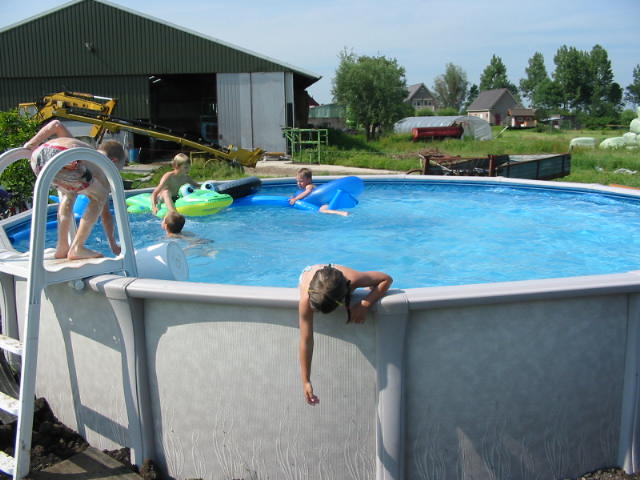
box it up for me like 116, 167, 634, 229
31, 143, 93, 193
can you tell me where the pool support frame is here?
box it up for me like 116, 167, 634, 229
0, 174, 639, 479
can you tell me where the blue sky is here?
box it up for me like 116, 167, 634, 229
1, 0, 638, 106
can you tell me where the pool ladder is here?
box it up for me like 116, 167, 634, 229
0, 147, 137, 479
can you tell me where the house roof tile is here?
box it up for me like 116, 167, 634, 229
467, 88, 515, 111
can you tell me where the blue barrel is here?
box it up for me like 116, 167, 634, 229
128, 148, 140, 163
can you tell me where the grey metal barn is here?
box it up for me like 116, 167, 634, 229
0, 0, 320, 157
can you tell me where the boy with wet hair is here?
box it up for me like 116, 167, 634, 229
161, 211, 186, 236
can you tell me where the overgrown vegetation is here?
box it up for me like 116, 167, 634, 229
294, 126, 640, 187
122, 156, 247, 190
0, 110, 39, 210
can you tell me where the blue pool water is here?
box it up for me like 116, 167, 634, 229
10, 180, 640, 289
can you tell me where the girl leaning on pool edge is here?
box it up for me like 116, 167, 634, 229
298, 264, 393, 405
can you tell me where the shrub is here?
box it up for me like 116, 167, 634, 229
0, 110, 39, 210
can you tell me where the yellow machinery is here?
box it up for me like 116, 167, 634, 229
18, 92, 264, 168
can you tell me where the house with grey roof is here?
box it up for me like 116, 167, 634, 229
405, 83, 438, 112
507, 106, 537, 128
466, 88, 518, 126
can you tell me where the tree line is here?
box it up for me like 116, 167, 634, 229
331, 44, 640, 139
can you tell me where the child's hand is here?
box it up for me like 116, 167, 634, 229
304, 382, 319, 405
289, 197, 297, 205
348, 302, 369, 324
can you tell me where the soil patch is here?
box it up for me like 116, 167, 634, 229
0, 398, 159, 480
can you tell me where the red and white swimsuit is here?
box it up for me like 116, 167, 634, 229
31, 144, 93, 192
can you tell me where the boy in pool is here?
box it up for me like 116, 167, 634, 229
298, 264, 392, 405
161, 211, 186, 237
161, 211, 214, 256
23, 119, 126, 260
151, 153, 199, 216
289, 168, 349, 216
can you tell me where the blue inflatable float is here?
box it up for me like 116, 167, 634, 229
233, 176, 364, 212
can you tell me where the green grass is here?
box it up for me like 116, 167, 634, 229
122, 157, 249, 189
307, 127, 640, 188
129, 127, 640, 189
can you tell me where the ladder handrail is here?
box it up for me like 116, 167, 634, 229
0, 148, 33, 179
27, 147, 138, 282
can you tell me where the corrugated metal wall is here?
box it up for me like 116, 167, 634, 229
217, 73, 291, 153
217, 73, 253, 149
0, 76, 149, 120
251, 73, 286, 153
0, 0, 312, 78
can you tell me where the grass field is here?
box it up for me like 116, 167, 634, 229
122, 127, 640, 189
303, 127, 640, 188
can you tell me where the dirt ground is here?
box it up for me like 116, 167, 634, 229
0, 398, 159, 480
0, 398, 637, 480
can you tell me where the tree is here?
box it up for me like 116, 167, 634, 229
553, 45, 591, 110
479, 55, 518, 97
332, 49, 408, 140
552, 44, 622, 116
588, 44, 622, 115
625, 64, 640, 106
432, 63, 469, 112
532, 78, 563, 111
519, 52, 548, 106
465, 84, 479, 109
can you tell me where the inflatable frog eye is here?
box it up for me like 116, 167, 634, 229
179, 184, 195, 197
201, 181, 216, 191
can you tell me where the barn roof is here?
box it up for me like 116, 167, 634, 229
0, 0, 320, 86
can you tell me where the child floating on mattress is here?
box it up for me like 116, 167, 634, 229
298, 264, 392, 405
151, 153, 199, 216
23, 120, 126, 260
290, 168, 349, 216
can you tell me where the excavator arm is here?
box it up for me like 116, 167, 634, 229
18, 92, 264, 168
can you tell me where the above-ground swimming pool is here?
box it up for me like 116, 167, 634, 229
9, 177, 640, 288
2, 174, 640, 480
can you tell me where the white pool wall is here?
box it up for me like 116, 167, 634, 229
0, 175, 639, 480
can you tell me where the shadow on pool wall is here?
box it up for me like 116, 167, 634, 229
0, 175, 640, 480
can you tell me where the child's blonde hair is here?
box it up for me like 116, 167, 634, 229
172, 153, 190, 169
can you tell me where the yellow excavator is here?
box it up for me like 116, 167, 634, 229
18, 91, 264, 168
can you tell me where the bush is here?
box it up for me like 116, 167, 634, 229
620, 109, 638, 126
0, 110, 39, 210
415, 108, 435, 117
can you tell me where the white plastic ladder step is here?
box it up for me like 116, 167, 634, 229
0, 335, 23, 356
0, 390, 19, 416
0, 450, 15, 476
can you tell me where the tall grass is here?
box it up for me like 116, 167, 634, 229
292, 127, 640, 187
128, 127, 640, 188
